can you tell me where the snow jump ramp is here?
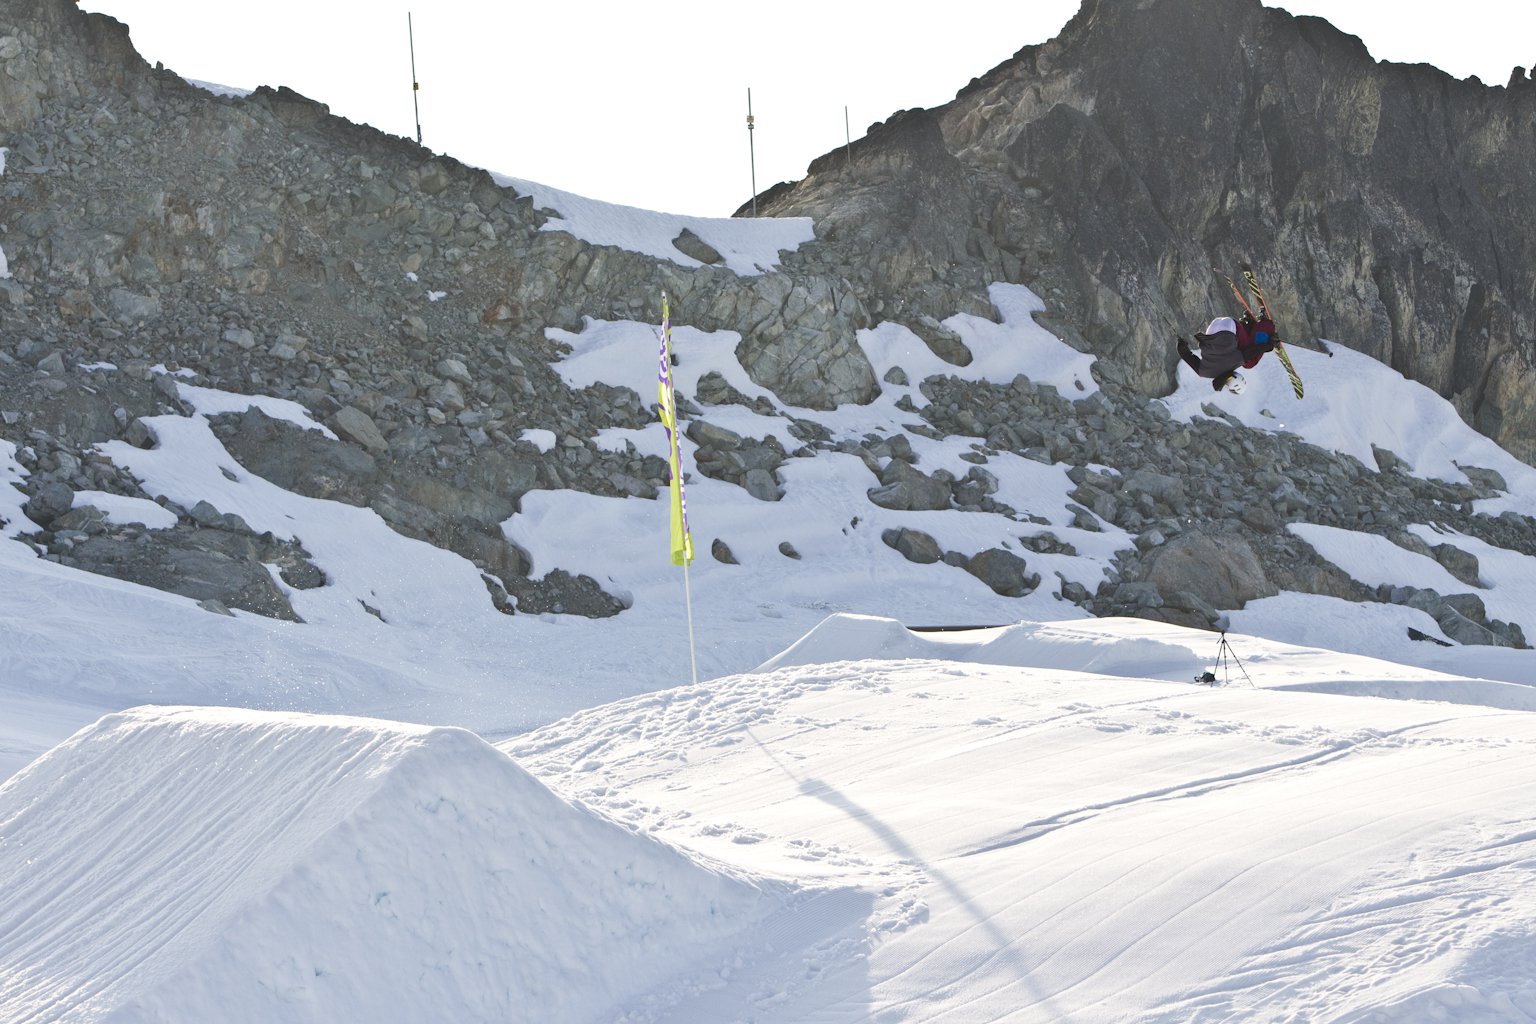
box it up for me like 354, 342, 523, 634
0, 706, 804, 1023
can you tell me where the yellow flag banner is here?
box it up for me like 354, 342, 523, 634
657, 294, 695, 567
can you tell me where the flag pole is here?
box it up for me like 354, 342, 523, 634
746, 88, 757, 217
408, 13, 423, 145
683, 561, 699, 686
658, 291, 700, 686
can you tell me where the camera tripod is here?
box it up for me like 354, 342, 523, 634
1194, 632, 1254, 687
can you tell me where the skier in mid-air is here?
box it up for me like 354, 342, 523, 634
1175, 310, 1280, 393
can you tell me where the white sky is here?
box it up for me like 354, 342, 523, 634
76, 1, 1536, 217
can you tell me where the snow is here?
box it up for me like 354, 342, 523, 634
1290, 521, 1474, 594
0, 707, 789, 1024
183, 78, 252, 98
70, 489, 179, 529
509, 622, 1536, 1022
1163, 339, 1536, 493
494, 174, 816, 276
519, 427, 557, 453
3, 258, 1536, 1020
174, 380, 336, 437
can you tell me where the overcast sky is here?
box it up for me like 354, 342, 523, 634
77, 1, 1536, 217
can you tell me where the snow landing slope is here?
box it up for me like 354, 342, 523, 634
512, 616, 1536, 1024
0, 707, 808, 1024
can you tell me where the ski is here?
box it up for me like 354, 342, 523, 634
1273, 342, 1304, 399
1241, 264, 1305, 398
1212, 267, 1257, 321
1239, 263, 1272, 320
1214, 264, 1304, 399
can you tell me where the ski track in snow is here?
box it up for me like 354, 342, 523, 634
510, 656, 1536, 1024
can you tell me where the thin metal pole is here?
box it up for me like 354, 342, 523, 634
746, 88, 757, 217
683, 561, 699, 686
844, 105, 851, 168
408, 13, 423, 145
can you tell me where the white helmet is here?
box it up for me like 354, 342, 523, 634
1224, 372, 1246, 395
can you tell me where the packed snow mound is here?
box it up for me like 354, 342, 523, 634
514, 655, 1536, 1023
758, 613, 1536, 709
0, 707, 782, 1024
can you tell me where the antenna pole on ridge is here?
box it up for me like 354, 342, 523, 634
845, 105, 851, 169
746, 87, 757, 217
408, 13, 423, 146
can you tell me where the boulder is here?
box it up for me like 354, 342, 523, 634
964, 548, 1039, 597
867, 460, 950, 512
882, 527, 943, 564
1138, 532, 1276, 610
330, 405, 389, 453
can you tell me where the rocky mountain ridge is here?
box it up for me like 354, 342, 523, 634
755, 0, 1536, 462
0, 0, 1532, 649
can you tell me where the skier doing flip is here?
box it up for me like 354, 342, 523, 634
1175, 311, 1279, 393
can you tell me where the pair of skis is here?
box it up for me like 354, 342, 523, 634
1212, 264, 1304, 399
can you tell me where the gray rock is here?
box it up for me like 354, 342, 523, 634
506, 569, 625, 618
188, 500, 225, 528
437, 358, 473, 385
672, 228, 723, 265
1121, 468, 1186, 511
1139, 532, 1277, 610
23, 481, 76, 526
882, 527, 943, 564
778, 541, 801, 560
964, 548, 1039, 597
1439, 592, 1488, 625
1436, 607, 1512, 648
1457, 465, 1507, 492
65, 533, 301, 621
686, 420, 744, 451
743, 468, 781, 501
330, 405, 389, 453
1112, 581, 1164, 608
108, 288, 160, 322
867, 460, 950, 512
222, 327, 257, 349
907, 315, 972, 367
1432, 544, 1481, 587
711, 538, 739, 565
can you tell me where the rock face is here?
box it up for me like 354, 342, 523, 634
0, 0, 1532, 645
754, 0, 1536, 462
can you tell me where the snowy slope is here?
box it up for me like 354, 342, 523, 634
493, 174, 816, 275
4, 272, 1536, 776
511, 624, 1536, 1023
0, 707, 799, 1024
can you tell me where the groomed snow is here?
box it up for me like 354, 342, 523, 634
510, 614, 1536, 1023
0, 707, 792, 1023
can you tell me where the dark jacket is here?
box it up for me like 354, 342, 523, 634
1191, 315, 1276, 378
